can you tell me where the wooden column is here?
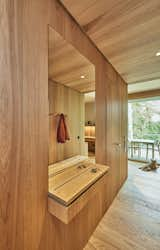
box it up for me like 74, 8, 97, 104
0, 1, 49, 249
0, 1, 128, 249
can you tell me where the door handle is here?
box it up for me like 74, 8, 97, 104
124, 136, 128, 152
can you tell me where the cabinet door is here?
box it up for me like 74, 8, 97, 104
104, 75, 121, 198
105, 75, 128, 197
96, 70, 128, 201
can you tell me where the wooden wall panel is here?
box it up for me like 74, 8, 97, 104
0, 0, 128, 250
128, 88, 160, 100
0, 1, 49, 250
43, 173, 111, 250
61, 0, 160, 85
95, 60, 108, 164
96, 62, 128, 203
48, 27, 95, 93
49, 80, 85, 164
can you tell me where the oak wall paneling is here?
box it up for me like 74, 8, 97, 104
49, 80, 85, 164
48, 27, 96, 93
0, 0, 128, 250
0, 1, 49, 250
128, 88, 160, 100
61, 0, 160, 85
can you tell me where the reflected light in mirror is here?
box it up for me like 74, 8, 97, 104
85, 126, 95, 138
48, 26, 95, 93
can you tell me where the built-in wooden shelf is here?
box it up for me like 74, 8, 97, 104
85, 136, 95, 142
48, 156, 109, 224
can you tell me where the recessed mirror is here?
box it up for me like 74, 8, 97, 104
48, 26, 95, 164
48, 26, 95, 93
48, 26, 98, 207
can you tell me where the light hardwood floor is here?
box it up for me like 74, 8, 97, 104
84, 161, 160, 250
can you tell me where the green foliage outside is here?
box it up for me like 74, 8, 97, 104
131, 100, 160, 141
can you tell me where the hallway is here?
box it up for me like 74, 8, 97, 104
85, 162, 160, 250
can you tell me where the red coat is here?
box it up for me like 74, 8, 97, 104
57, 114, 70, 143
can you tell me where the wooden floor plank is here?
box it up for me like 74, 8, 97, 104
84, 161, 160, 250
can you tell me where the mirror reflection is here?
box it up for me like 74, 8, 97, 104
48, 26, 98, 206
48, 26, 95, 163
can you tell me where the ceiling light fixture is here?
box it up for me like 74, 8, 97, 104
80, 75, 85, 79
156, 52, 160, 56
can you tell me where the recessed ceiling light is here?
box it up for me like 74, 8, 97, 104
156, 52, 160, 56
80, 75, 85, 79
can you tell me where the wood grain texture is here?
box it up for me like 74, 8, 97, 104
85, 161, 160, 250
49, 156, 109, 206
96, 62, 128, 201
0, 0, 127, 249
49, 155, 87, 175
46, 171, 111, 250
0, 1, 49, 250
49, 80, 85, 164
61, 0, 160, 85
128, 88, 160, 100
49, 27, 95, 92
48, 168, 109, 224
